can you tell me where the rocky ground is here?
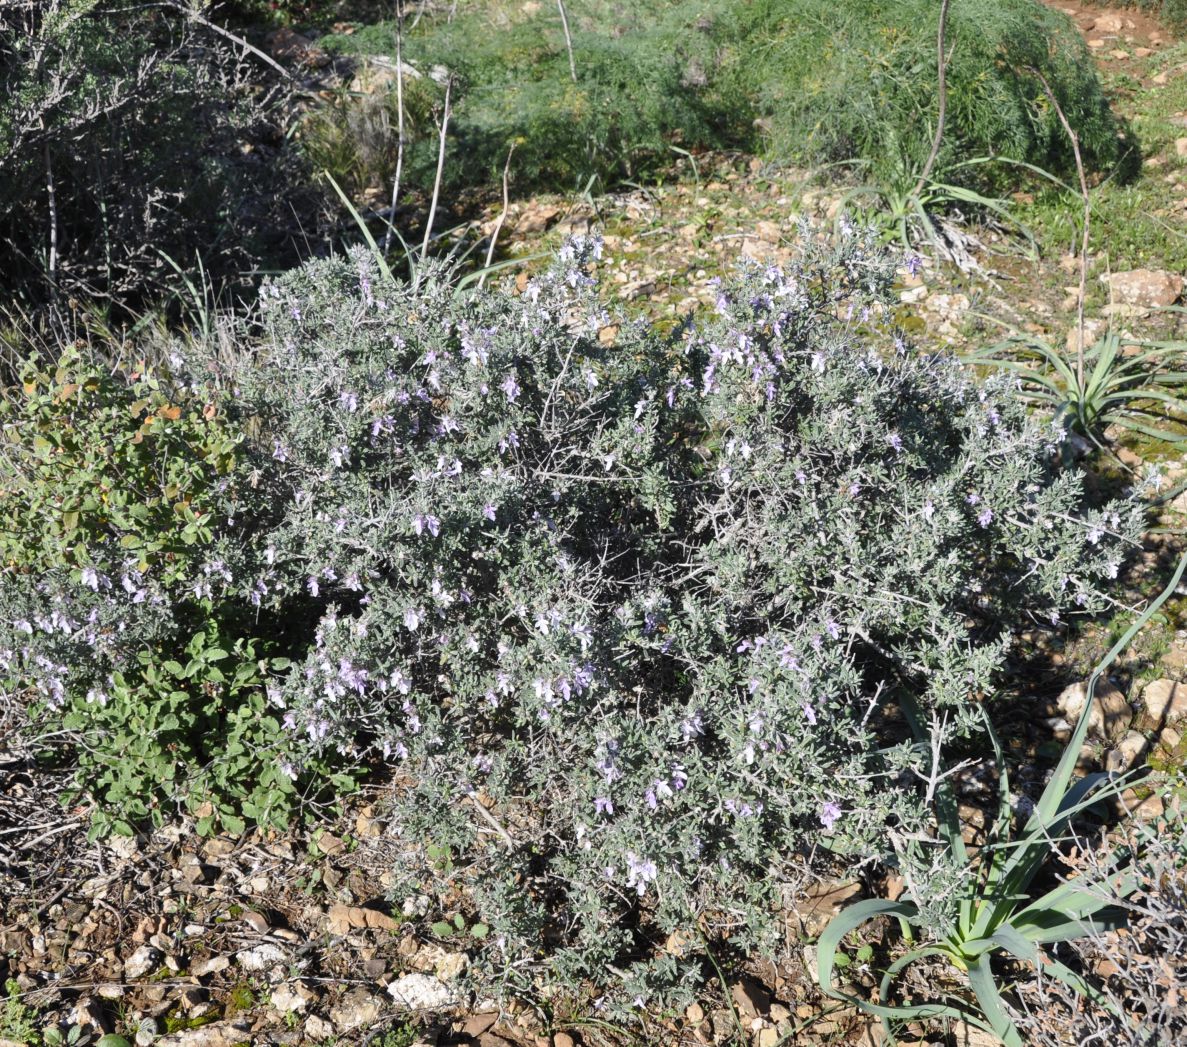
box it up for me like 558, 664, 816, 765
3, 3, 1187, 1046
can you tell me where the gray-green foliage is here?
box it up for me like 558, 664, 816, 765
319, 0, 1133, 194
202, 226, 1139, 1005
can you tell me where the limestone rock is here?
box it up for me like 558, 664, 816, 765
1066, 318, 1108, 353
1105, 269, 1183, 310
1056, 681, 1132, 742
270, 984, 309, 1015
1105, 730, 1148, 773
1139, 679, 1187, 730
235, 943, 286, 972
124, 945, 160, 980
330, 989, 384, 1030
386, 972, 458, 1010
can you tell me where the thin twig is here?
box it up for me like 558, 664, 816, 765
910, 0, 950, 199
479, 144, 515, 287
557, 0, 577, 83
418, 75, 452, 281
1029, 67, 1090, 389
466, 792, 515, 850
163, 0, 297, 82
43, 138, 58, 307
383, 0, 407, 255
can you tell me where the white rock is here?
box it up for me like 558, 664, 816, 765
386, 972, 459, 1010
1140, 678, 1187, 729
305, 1016, 336, 1040
1104, 269, 1184, 310
154, 1022, 252, 1046
1106, 730, 1148, 773
270, 984, 308, 1014
124, 945, 161, 980
329, 990, 383, 1031
235, 943, 286, 972
191, 955, 229, 978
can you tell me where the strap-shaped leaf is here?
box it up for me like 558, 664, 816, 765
966, 954, 1023, 1047
989, 923, 1039, 965
1023, 552, 1187, 838
1011, 907, 1128, 946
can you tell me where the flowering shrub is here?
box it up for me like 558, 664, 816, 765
3, 226, 1142, 998
213, 228, 1139, 1004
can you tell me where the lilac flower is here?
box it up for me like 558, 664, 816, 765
594, 796, 614, 816
825, 619, 841, 640
412, 513, 441, 538
80, 567, 100, 590
977, 507, 993, 528
820, 802, 842, 831
403, 606, 421, 631
338, 390, 359, 412
272, 440, 289, 462
500, 373, 521, 403
803, 703, 817, 725
624, 852, 658, 896
905, 254, 923, 278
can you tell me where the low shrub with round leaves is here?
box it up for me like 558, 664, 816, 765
0, 351, 339, 838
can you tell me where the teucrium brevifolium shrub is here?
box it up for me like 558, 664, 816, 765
212, 228, 1139, 1004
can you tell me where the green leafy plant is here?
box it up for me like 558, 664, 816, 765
970, 330, 1187, 450
0, 349, 239, 579
0, 347, 347, 837
816, 552, 1187, 1046
837, 159, 1041, 256
1, 980, 39, 1045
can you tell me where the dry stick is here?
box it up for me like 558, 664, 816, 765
417, 75, 452, 283
466, 792, 515, 850
43, 139, 58, 306
557, 0, 577, 82
382, 0, 407, 255
163, 1, 297, 82
910, 0, 950, 200
1030, 68, 1090, 390
479, 144, 516, 288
